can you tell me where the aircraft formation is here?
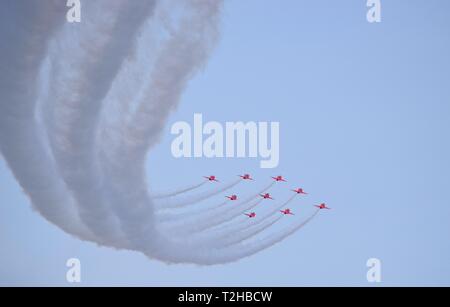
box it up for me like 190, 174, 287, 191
203, 174, 330, 219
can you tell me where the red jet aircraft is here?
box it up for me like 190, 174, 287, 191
239, 174, 254, 180
244, 212, 256, 218
315, 203, 331, 210
226, 195, 238, 201
204, 175, 219, 182
292, 188, 307, 195
272, 175, 287, 182
280, 208, 294, 215
259, 193, 274, 200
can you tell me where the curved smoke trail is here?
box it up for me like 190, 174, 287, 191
151, 180, 207, 199
237, 193, 299, 232
0, 0, 93, 240
221, 215, 284, 247
0, 0, 321, 265
155, 178, 241, 210
196, 193, 300, 242
44, 0, 157, 247
159, 181, 275, 233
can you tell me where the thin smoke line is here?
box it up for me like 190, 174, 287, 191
151, 180, 207, 199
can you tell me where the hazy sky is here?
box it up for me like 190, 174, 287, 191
1, 0, 450, 286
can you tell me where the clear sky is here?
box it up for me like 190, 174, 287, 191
1, 0, 450, 286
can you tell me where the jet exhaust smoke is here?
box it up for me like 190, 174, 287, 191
0, 0, 322, 265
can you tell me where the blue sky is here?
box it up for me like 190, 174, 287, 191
1, 0, 450, 286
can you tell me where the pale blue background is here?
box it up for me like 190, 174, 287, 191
1, 0, 450, 286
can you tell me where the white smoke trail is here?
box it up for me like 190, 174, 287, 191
160, 197, 263, 235
159, 181, 274, 234
150, 209, 321, 265
155, 178, 241, 210
0, 1, 322, 265
233, 193, 299, 233
221, 215, 284, 247
151, 180, 207, 199
187, 194, 300, 244
161, 195, 293, 249
201, 193, 307, 248
94, 0, 227, 255
0, 1, 93, 240
156, 199, 229, 223
43, 0, 157, 247
166, 213, 283, 249
157, 180, 273, 228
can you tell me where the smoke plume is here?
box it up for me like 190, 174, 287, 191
0, 0, 320, 265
